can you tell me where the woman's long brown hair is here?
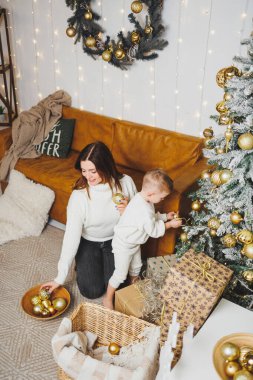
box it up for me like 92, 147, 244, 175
73, 141, 123, 193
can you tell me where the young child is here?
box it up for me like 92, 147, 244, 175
103, 168, 182, 309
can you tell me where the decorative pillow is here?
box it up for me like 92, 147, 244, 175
0, 170, 55, 245
36, 118, 76, 158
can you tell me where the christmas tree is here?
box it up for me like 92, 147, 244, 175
177, 31, 253, 310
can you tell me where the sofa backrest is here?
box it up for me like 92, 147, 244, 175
62, 106, 203, 180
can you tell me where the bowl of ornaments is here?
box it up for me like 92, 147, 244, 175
213, 333, 253, 379
21, 284, 70, 319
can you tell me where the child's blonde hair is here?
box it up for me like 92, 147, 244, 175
142, 169, 173, 193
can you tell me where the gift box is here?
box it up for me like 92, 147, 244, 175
160, 249, 233, 365
115, 280, 148, 319
146, 255, 174, 278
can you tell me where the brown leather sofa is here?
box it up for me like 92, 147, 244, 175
0, 106, 207, 257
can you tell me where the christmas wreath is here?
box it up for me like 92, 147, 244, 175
65, 0, 168, 70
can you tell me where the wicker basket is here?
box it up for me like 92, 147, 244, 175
58, 301, 155, 380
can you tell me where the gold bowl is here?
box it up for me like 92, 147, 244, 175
21, 284, 71, 320
213, 333, 253, 379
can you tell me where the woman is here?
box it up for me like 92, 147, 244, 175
41, 141, 137, 299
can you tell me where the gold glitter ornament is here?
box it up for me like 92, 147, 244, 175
108, 342, 121, 355
131, 31, 140, 44
216, 100, 228, 114
230, 211, 243, 224
191, 200, 201, 211
216, 68, 227, 88
224, 66, 241, 80
238, 133, 253, 151
241, 243, 253, 259
31, 295, 42, 305
240, 347, 253, 365
85, 36, 96, 48
114, 44, 125, 60
210, 229, 217, 237
220, 169, 233, 184
225, 125, 234, 152
219, 114, 233, 125
131, 1, 143, 13
237, 230, 253, 244
33, 304, 44, 315
220, 341, 240, 361
42, 299, 52, 309
52, 297, 67, 311
203, 127, 214, 138
242, 271, 253, 284
66, 26, 77, 38
233, 369, 253, 380
39, 288, 50, 300
180, 232, 188, 242
210, 170, 222, 186
112, 193, 125, 205
224, 92, 232, 101
225, 361, 242, 377
222, 234, 237, 248
84, 10, 92, 20
208, 217, 221, 230
200, 170, 211, 180
102, 49, 112, 62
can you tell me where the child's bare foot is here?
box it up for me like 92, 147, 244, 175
129, 275, 141, 284
102, 296, 114, 310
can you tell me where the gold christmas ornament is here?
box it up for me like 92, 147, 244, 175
200, 169, 211, 180
208, 217, 221, 230
222, 234, 237, 248
220, 341, 240, 361
144, 25, 153, 34
242, 271, 253, 284
238, 133, 253, 151
131, 31, 140, 44
48, 305, 56, 314
52, 298, 67, 311
204, 137, 212, 149
210, 229, 217, 237
42, 299, 52, 309
108, 342, 121, 355
230, 211, 243, 224
102, 49, 112, 62
216, 100, 228, 114
31, 295, 41, 306
33, 304, 44, 315
39, 288, 50, 300
66, 26, 77, 38
180, 232, 188, 242
225, 125, 234, 152
220, 169, 233, 184
210, 170, 222, 186
85, 36, 96, 48
224, 92, 232, 101
114, 44, 126, 60
233, 370, 253, 380
84, 10, 93, 20
241, 243, 253, 259
240, 348, 253, 365
41, 309, 51, 317
215, 146, 225, 154
224, 66, 241, 80
237, 230, 253, 245
219, 114, 233, 125
225, 361, 242, 377
203, 127, 214, 138
216, 68, 227, 88
112, 193, 125, 205
191, 200, 201, 211
131, 1, 143, 13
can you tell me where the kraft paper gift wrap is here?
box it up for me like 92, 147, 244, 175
146, 255, 175, 277
115, 280, 149, 319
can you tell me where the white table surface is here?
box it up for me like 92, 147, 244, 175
170, 298, 253, 379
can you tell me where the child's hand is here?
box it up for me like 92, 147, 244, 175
117, 197, 129, 215
167, 211, 177, 220
165, 218, 183, 229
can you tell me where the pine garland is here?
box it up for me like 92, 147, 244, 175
65, 0, 168, 70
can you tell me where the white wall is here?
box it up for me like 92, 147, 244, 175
1, 0, 253, 137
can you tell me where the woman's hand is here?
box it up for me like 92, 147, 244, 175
116, 197, 129, 215
166, 211, 177, 220
165, 218, 182, 230
40, 281, 60, 294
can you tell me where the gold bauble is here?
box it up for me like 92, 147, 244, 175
41, 309, 51, 317
210, 170, 222, 186
39, 288, 50, 300
230, 211, 243, 224
112, 193, 125, 205
201, 170, 211, 180
216, 146, 225, 154
224, 66, 241, 80
108, 342, 121, 355
31, 295, 42, 305
48, 305, 56, 314
66, 26, 77, 38
216, 100, 228, 114
144, 25, 153, 34
102, 50, 112, 62
207, 217, 221, 230
220, 341, 240, 361
204, 137, 212, 149
225, 361, 242, 377
222, 234, 237, 248
114, 47, 125, 60
131, 1, 143, 13
42, 299, 52, 309
191, 200, 201, 211
210, 229, 217, 237
238, 133, 253, 151
85, 36, 96, 48
234, 370, 253, 380
242, 271, 253, 284
225, 125, 234, 140
224, 92, 232, 101
180, 232, 188, 242
216, 68, 227, 88
33, 304, 44, 315
241, 243, 253, 259
237, 230, 253, 245
203, 127, 214, 138
131, 31, 140, 44
240, 348, 253, 365
220, 169, 233, 184
52, 297, 67, 311
219, 114, 233, 125
84, 11, 93, 20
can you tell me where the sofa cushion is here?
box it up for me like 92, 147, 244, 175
36, 118, 76, 158
112, 120, 203, 179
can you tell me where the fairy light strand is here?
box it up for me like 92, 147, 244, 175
31, 0, 41, 100
49, 0, 57, 90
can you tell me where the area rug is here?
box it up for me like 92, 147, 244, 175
0, 224, 101, 380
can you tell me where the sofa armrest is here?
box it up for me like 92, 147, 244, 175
0, 128, 12, 161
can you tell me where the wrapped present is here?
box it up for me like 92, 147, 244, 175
146, 255, 174, 278
115, 280, 147, 319
160, 249, 233, 365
